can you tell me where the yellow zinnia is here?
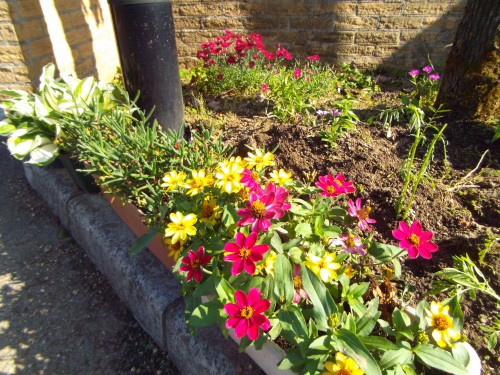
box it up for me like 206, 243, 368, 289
185, 169, 213, 196
164, 212, 197, 244
163, 238, 185, 261
215, 162, 243, 193
198, 197, 222, 226
161, 170, 188, 191
269, 169, 293, 186
425, 301, 461, 348
245, 149, 275, 171
323, 352, 364, 375
305, 252, 341, 283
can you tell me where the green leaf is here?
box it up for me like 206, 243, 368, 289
300, 265, 337, 330
278, 305, 308, 340
313, 215, 324, 237
288, 246, 303, 263
270, 231, 283, 253
368, 242, 403, 263
334, 329, 382, 375
129, 227, 157, 255
446, 295, 464, 332
188, 299, 222, 327
356, 298, 381, 336
380, 348, 413, 370
360, 336, 398, 351
413, 344, 468, 375
0, 120, 15, 135
295, 223, 312, 238
214, 278, 235, 303
274, 254, 294, 304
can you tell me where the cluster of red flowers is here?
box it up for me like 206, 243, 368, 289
196, 30, 293, 67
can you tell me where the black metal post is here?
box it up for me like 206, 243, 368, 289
108, 0, 184, 134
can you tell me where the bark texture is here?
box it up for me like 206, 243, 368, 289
436, 0, 500, 120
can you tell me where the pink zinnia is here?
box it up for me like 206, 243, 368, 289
293, 68, 302, 79
429, 73, 440, 81
392, 221, 438, 259
224, 288, 271, 341
179, 246, 212, 283
261, 84, 268, 94
292, 265, 309, 303
240, 168, 263, 192
224, 232, 269, 275
315, 173, 355, 198
306, 55, 320, 61
423, 65, 433, 74
237, 183, 291, 233
276, 45, 292, 60
348, 198, 376, 231
329, 233, 366, 255
408, 69, 419, 77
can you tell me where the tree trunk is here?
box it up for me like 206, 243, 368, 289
436, 0, 500, 120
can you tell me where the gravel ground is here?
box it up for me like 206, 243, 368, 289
0, 140, 180, 375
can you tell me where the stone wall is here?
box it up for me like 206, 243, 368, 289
172, 0, 467, 69
1, 0, 119, 95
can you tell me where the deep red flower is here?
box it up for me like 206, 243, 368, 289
224, 232, 269, 275
316, 173, 355, 198
216, 73, 224, 80
261, 84, 268, 94
179, 246, 212, 282
276, 44, 292, 60
226, 55, 237, 64
306, 55, 320, 61
293, 68, 302, 79
392, 221, 438, 259
224, 288, 271, 340
249, 60, 255, 68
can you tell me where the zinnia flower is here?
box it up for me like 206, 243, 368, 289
323, 352, 364, 375
293, 68, 302, 79
198, 197, 221, 226
224, 288, 271, 341
423, 65, 433, 74
269, 169, 292, 186
164, 212, 197, 244
306, 55, 320, 61
392, 220, 438, 259
255, 250, 277, 276
179, 246, 212, 283
429, 73, 440, 80
305, 253, 341, 283
240, 168, 262, 192
163, 238, 185, 261
316, 173, 355, 198
185, 169, 213, 196
237, 182, 291, 233
161, 170, 188, 191
329, 233, 366, 255
215, 162, 244, 193
348, 198, 376, 231
244, 149, 275, 171
292, 265, 309, 303
408, 69, 419, 77
224, 232, 270, 275
425, 301, 461, 348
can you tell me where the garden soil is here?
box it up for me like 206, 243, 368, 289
0, 142, 179, 374
188, 89, 500, 373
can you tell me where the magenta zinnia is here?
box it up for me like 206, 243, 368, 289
237, 182, 291, 233
224, 288, 271, 341
348, 198, 376, 231
392, 220, 438, 259
179, 246, 212, 283
316, 173, 355, 198
330, 233, 366, 255
224, 232, 269, 275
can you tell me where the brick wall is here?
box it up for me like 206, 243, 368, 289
172, 0, 467, 69
1, 0, 119, 95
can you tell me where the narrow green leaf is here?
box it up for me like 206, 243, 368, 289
414, 344, 468, 375
359, 336, 398, 351
271, 231, 283, 253
380, 348, 413, 370
334, 329, 382, 375
129, 228, 157, 256
274, 254, 295, 304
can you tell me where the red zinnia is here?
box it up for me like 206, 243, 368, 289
224, 232, 269, 275
179, 246, 212, 282
293, 68, 302, 79
224, 288, 271, 341
316, 173, 355, 198
306, 55, 320, 61
392, 221, 438, 259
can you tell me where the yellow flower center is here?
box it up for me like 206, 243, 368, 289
338, 370, 352, 375
239, 247, 251, 259
251, 171, 260, 181
358, 206, 371, 220
345, 234, 355, 248
201, 204, 214, 218
238, 188, 249, 201
240, 306, 254, 319
432, 313, 452, 331
293, 276, 303, 290
250, 201, 266, 218
326, 186, 337, 194
191, 259, 200, 269
408, 233, 420, 246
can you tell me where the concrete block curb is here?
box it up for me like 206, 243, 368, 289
23, 164, 263, 375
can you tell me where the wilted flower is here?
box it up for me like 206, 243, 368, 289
198, 197, 222, 226
179, 246, 212, 283
216, 73, 224, 80
163, 238, 185, 261
330, 233, 366, 255
348, 198, 376, 231
224, 232, 270, 275
392, 220, 438, 259
292, 264, 309, 303
425, 301, 461, 348
224, 288, 271, 341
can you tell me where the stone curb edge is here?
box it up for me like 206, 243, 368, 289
23, 164, 263, 375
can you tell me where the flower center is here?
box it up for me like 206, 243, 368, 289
239, 247, 251, 259
293, 276, 303, 290
202, 205, 214, 218
408, 233, 420, 246
358, 206, 371, 220
338, 370, 352, 375
192, 259, 200, 269
250, 201, 266, 218
345, 234, 355, 248
177, 223, 186, 231
433, 313, 452, 331
240, 306, 254, 319
251, 171, 260, 181
326, 185, 337, 194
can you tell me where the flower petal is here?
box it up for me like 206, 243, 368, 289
224, 303, 240, 316
247, 288, 262, 305
234, 318, 248, 338
234, 289, 248, 308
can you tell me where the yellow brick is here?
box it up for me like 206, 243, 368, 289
379, 16, 423, 29
0, 67, 16, 82
290, 17, 333, 31
16, 19, 43, 40
0, 1, 10, 21
0, 24, 17, 42
203, 17, 245, 29
373, 45, 401, 57
313, 2, 356, 15
15, 0, 44, 20
310, 31, 355, 44
245, 17, 288, 29
76, 42, 94, 59
0, 45, 24, 63
422, 16, 461, 30
174, 17, 201, 29
66, 27, 94, 47
356, 31, 398, 45
404, 3, 448, 15
332, 45, 375, 56
335, 16, 378, 31
179, 4, 223, 16
30, 37, 53, 58
358, 3, 402, 16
